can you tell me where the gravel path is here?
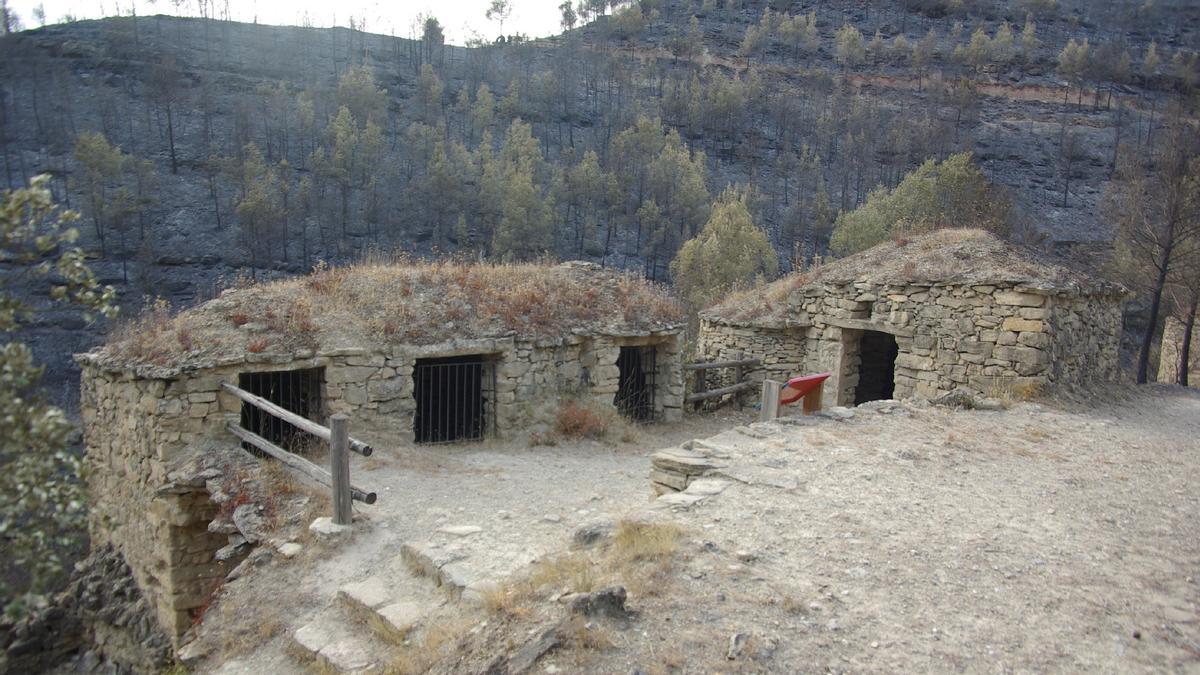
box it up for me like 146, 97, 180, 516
578, 385, 1200, 673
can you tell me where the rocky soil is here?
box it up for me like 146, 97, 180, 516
157, 384, 1199, 674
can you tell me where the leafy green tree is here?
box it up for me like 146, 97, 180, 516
1, 176, 117, 618
992, 21, 1014, 66
491, 120, 553, 260
336, 65, 387, 127
558, 1, 577, 31
1058, 37, 1091, 107
234, 143, 281, 274
671, 186, 778, 311
416, 63, 445, 124
471, 83, 496, 141
829, 152, 1011, 255
486, 0, 512, 38
1020, 14, 1040, 66
72, 131, 126, 255
835, 24, 866, 70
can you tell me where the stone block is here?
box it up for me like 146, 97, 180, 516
895, 354, 935, 371
1002, 317, 1045, 333
994, 290, 1044, 307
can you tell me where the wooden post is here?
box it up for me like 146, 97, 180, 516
694, 365, 707, 411
732, 350, 744, 410
760, 379, 781, 422
802, 380, 824, 415
330, 414, 352, 526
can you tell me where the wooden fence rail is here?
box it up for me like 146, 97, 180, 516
226, 423, 377, 505
222, 381, 377, 526
221, 382, 374, 456
686, 351, 761, 408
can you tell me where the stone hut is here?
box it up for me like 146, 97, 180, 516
75, 260, 684, 644
700, 229, 1126, 405
1158, 316, 1199, 385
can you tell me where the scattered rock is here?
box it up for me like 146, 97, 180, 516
974, 397, 1005, 411
176, 639, 209, 667
817, 406, 856, 420
277, 542, 303, 558
572, 519, 615, 548
932, 389, 979, 409
569, 586, 629, 619
225, 547, 273, 582
542, 514, 562, 524
214, 539, 250, 562
232, 504, 270, 544
507, 621, 561, 673
437, 525, 484, 537
309, 517, 352, 541
727, 632, 750, 660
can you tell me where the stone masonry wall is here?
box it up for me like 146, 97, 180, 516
699, 281, 1124, 407
79, 329, 685, 646
697, 321, 807, 387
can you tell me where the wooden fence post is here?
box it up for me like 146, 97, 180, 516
760, 379, 781, 422
330, 414, 352, 526
732, 350, 744, 410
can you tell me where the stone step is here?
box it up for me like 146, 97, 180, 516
337, 577, 430, 643
400, 541, 499, 604
291, 611, 379, 674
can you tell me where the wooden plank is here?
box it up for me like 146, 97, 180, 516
682, 358, 761, 371
221, 382, 374, 456
802, 380, 824, 415
760, 379, 781, 422
330, 414, 352, 526
684, 380, 756, 403
226, 423, 376, 505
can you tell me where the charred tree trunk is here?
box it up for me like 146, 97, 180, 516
1179, 291, 1198, 387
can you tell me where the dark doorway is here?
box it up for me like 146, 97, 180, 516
239, 367, 324, 451
855, 331, 898, 405
413, 355, 495, 444
615, 346, 657, 421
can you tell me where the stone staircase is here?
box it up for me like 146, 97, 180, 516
289, 528, 525, 667
288, 538, 500, 673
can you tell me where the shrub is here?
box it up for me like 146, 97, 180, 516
554, 399, 616, 440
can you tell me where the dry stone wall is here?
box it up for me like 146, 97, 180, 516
77, 328, 685, 647
699, 280, 1125, 407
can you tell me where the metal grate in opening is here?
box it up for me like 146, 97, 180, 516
615, 345, 657, 422
413, 355, 496, 444
238, 367, 325, 453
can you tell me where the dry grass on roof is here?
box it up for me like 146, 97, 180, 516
811, 228, 1118, 291
703, 229, 1122, 325
703, 273, 806, 326
94, 258, 684, 370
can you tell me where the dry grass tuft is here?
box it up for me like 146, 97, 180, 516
530, 553, 598, 594
560, 615, 614, 651
481, 582, 535, 619
554, 399, 619, 441
613, 520, 682, 563
990, 379, 1044, 408
382, 617, 475, 675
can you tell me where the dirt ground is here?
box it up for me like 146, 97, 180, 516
192, 385, 1199, 674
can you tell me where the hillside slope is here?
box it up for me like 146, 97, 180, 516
1, 0, 1197, 403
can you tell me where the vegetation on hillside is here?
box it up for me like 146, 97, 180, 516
829, 152, 1011, 255
671, 186, 778, 311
